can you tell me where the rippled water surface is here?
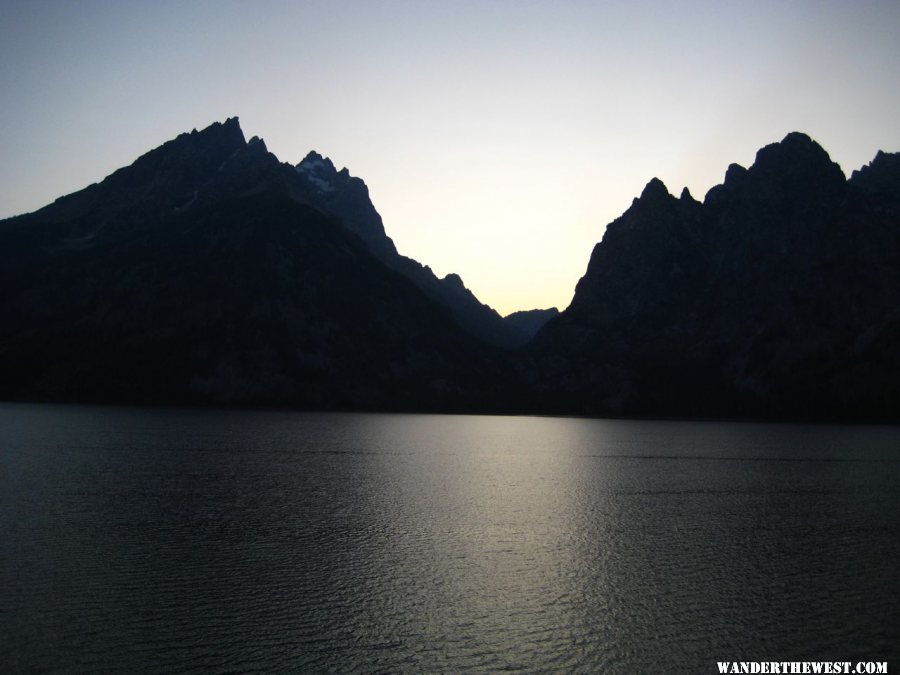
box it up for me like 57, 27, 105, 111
1, 404, 899, 673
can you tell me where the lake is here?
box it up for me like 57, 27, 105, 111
1, 403, 898, 672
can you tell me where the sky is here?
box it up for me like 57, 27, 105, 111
2, 1, 899, 315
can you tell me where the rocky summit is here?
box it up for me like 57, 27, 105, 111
0, 119, 519, 411
533, 133, 900, 421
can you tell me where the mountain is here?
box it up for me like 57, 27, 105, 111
293, 150, 399, 261
2, 122, 898, 420
533, 133, 900, 421
504, 308, 559, 340
292, 151, 529, 348
0, 118, 517, 410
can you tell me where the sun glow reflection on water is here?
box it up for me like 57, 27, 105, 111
1, 406, 898, 672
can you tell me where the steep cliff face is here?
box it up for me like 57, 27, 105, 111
0, 119, 515, 410
534, 134, 900, 421
295, 151, 399, 260
293, 152, 529, 348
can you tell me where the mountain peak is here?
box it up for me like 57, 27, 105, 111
295, 151, 340, 193
850, 149, 900, 201
64, 117, 249, 208
296, 151, 340, 191
724, 163, 748, 185
187, 117, 246, 151
442, 273, 466, 290
298, 151, 336, 173
703, 163, 749, 206
247, 135, 267, 151
190, 116, 241, 133
780, 130, 814, 145
639, 177, 670, 203
740, 131, 848, 209
752, 131, 841, 177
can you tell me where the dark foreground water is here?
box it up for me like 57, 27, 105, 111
1, 404, 898, 673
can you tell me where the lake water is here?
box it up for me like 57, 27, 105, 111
1, 404, 898, 673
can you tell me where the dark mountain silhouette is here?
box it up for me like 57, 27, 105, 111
504, 307, 559, 340
292, 151, 529, 348
0, 119, 518, 410
1, 122, 898, 420
532, 133, 900, 421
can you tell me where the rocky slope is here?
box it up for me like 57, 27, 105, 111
0, 119, 517, 410
292, 152, 529, 348
532, 133, 900, 421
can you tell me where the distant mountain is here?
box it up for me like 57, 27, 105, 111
533, 133, 900, 421
0, 119, 517, 410
292, 151, 529, 348
504, 307, 559, 340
